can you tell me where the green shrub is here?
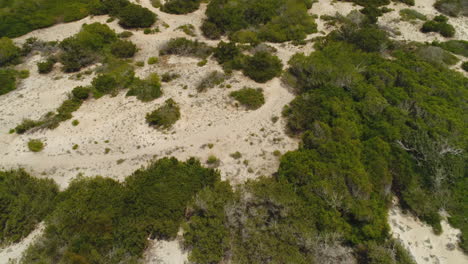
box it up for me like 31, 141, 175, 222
162, 0, 201, 14
416, 45, 459, 66
72, 120, 79, 126
0, 170, 58, 244
118, 31, 133, 38
0, 37, 20, 66
197, 71, 226, 92
161, 72, 180, 82
59, 23, 118, 72
117, 3, 157, 28
72, 86, 91, 100
151, 0, 162, 8
434, 0, 466, 17
462, 61, 468, 71
148, 57, 159, 64
203, 0, 316, 42
242, 51, 282, 83
37, 58, 56, 74
28, 139, 44, 152
348, 26, 390, 52
421, 16, 455, 37
0, 68, 17, 95
230, 87, 265, 110
146, 99, 180, 129
432, 40, 468, 57
21, 158, 219, 263
110, 40, 137, 58
399, 9, 427, 21
126, 73, 162, 102
176, 24, 196, 36
160, 38, 213, 58
15, 119, 43, 134
0, 0, 98, 38
201, 20, 222, 39
230, 30, 260, 44
214, 41, 241, 65
206, 155, 220, 166
92, 74, 118, 94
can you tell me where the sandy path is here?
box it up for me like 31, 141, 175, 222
0, 223, 44, 264
389, 201, 468, 264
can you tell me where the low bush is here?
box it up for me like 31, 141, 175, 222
118, 31, 133, 38
176, 24, 196, 36
197, 71, 226, 92
242, 51, 282, 83
146, 99, 181, 129
230, 87, 265, 110
72, 86, 91, 100
110, 40, 137, 58
0, 68, 17, 95
117, 3, 157, 28
92, 74, 118, 94
399, 8, 427, 21
126, 73, 162, 102
434, 0, 467, 17
28, 139, 44, 152
432, 40, 468, 57
462, 61, 468, 71
162, 0, 201, 14
161, 72, 180, 82
0, 37, 20, 66
421, 16, 455, 37
214, 41, 242, 65
416, 45, 459, 66
160, 38, 213, 58
37, 58, 56, 74
0, 170, 58, 244
148, 57, 159, 64
15, 119, 43, 134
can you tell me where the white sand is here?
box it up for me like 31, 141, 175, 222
389, 200, 468, 264
0, 223, 44, 264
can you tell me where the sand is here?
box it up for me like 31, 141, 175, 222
390, 200, 468, 264
0, 223, 44, 264
0, 0, 467, 263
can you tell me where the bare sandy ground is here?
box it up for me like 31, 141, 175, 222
0, 223, 44, 264
0, 0, 467, 263
390, 201, 468, 264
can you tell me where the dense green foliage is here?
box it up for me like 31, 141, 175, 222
146, 99, 181, 129
0, 0, 156, 38
37, 57, 56, 74
27, 139, 45, 152
58, 23, 120, 72
160, 38, 213, 58
242, 51, 283, 83
462, 61, 468, 71
421, 15, 455, 37
0, 37, 20, 66
117, 3, 156, 28
161, 0, 201, 14
432, 40, 468, 57
399, 8, 427, 21
0, 68, 17, 95
0, 170, 58, 245
21, 158, 219, 263
230, 87, 265, 110
110, 39, 137, 58
283, 41, 467, 249
126, 73, 162, 102
203, 0, 317, 42
434, 0, 468, 17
